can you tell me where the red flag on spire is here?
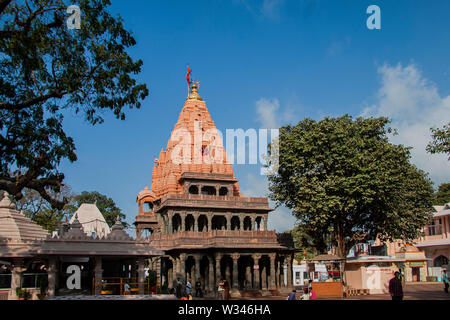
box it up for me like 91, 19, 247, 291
186, 65, 192, 88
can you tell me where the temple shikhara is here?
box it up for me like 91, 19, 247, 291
134, 81, 296, 297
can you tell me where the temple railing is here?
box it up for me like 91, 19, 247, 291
147, 230, 290, 249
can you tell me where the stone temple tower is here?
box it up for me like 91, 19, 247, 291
134, 81, 295, 297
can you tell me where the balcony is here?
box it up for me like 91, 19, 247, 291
147, 230, 291, 250
154, 193, 271, 212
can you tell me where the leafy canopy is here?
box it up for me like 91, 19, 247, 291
267, 115, 434, 257
0, 0, 149, 209
434, 183, 450, 205
427, 122, 450, 160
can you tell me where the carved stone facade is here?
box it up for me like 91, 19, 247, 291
134, 84, 295, 297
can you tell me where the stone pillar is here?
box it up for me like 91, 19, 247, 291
11, 259, 24, 300
261, 262, 267, 290
47, 257, 58, 297
286, 255, 293, 289
137, 258, 145, 294
252, 254, 261, 290
226, 214, 231, 230
194, 255, 201, 283
94, 257, 103, 295
215, 253, 222, 296
180, 254, 186, 283
208, 256, 215, 296
231, 253, 240, 290
168, 213, 173, 234
208, 215, 212, 231
245, 260, 252, 289
269, 254, 276, 289
264, 216, 268, 231
181, 213, 186, 232
194, 214, 200, 232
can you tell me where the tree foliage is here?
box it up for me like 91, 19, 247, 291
427, 122, 450, 159
267, 115, 434, 257
66, 190, 126, 227
0, 0, 149, 209
12, 184, 75, 231
434, 183, 450, 205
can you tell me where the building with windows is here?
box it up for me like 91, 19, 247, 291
134, 83, 296, 297
415, 203, 450, 280
0, 193, 163, 300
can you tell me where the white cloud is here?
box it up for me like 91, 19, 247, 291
362, 63, 450, 186
255, 97, 300, 129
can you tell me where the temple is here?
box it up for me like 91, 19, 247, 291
134, 82, 296, 297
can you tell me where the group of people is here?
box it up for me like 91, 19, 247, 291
173, 278, 206, 300
287, 281, 317, 300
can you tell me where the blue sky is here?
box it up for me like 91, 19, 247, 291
60, 0, 450, 234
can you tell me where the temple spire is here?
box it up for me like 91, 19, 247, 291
187, 82, 202, 101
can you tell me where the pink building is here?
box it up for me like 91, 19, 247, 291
415, 203, 450, 280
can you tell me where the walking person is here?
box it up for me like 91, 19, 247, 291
175, 278, 182, 298
389, 271, 404, 300
186, 279, 192, 296
123, 282, 131, 295
217, 279, 225, 300
195, 279, 203, 297
287, 289, 296, 300
443, 270, 449, 294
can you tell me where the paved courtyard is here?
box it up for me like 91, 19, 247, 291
346, 283, 450, 300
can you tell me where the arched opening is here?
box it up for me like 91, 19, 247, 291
189, 185, 199, 195
143, 202, 153, 211
201, 186, 216, 196
185, 256, 195, 283
172, 214, 182, 233
231, 216, 241, 230
212, 216, 227, 230
433, 255, 449, 267
243, 216, 252, 231
198, 215, 208, 232
219, 187, 228, 196
185, 214, 195, 231
255, 216, 263, 230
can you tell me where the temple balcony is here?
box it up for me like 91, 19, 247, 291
147, 230, 293, 250
153, 193, 271, 212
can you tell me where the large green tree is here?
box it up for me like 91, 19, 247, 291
427, 122, 450, 160
0, 0, 148, 209
434, 183, 450, 205
267, 115, 434, 258
67, 190, 126, 227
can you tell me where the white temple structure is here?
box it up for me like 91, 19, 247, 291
69, 203, 111, 238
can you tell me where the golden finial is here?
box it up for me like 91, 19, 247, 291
187, 81, 202, 101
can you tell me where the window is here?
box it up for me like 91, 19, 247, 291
201, 186, 216, 195
219, 187, 228, 196
189, 185, 199, 194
